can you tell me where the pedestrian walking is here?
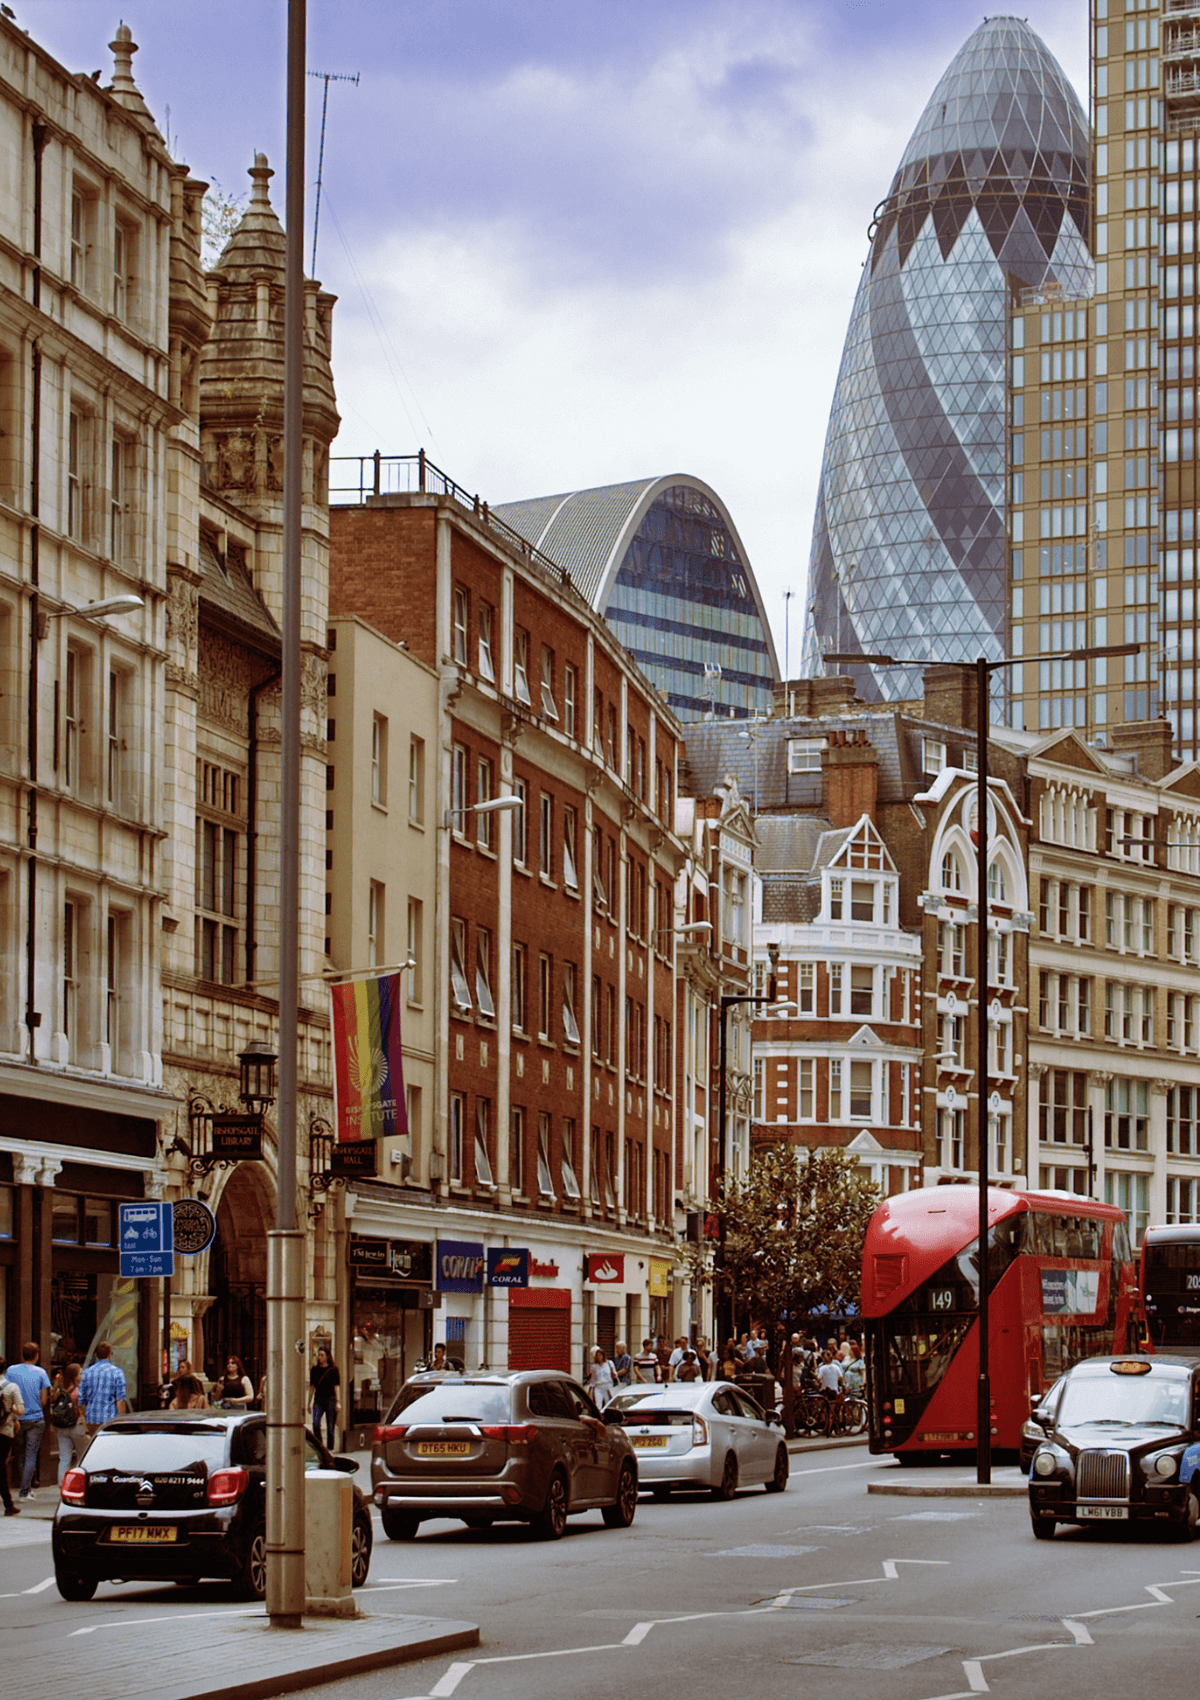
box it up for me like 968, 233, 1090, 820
307, 1345, 341, 1449
584, 1347, 616, 1408
6, 1342, 50, 1502
0, 1357, 25, 1515
694, 1338, 712, 1380
79, 1341, 128, 1435
49, 1361, 87, 1484
611, 1341, 632, 1387
214, 1355, 254, 1408
634, 1339, 660, 1383
843, 1339, 866, 1398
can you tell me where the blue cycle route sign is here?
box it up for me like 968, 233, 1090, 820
119, 1201, 175, 1278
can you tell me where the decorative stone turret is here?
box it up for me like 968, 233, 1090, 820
200, 153, 339, 521
106, 25, 161, 138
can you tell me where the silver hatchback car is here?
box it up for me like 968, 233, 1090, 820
609, 1380, 789, 1499
371, 1370, 638, 1540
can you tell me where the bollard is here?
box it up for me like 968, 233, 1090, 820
304, 1469, 355, 1618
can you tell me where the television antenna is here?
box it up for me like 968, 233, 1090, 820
308, 69, 360, 275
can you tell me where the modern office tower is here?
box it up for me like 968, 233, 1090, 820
1007, 6, 1160, 741
802, 16, 1092, 702
495, 475, 779, 719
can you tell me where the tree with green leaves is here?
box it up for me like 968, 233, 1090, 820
685, 1145, 879, 1429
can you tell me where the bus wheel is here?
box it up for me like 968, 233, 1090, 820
1030, 1514, 1056, 1540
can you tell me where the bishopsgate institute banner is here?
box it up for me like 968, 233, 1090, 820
331, 973, 409, 1144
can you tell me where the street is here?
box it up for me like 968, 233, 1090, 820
5, 1448, 1200, 1700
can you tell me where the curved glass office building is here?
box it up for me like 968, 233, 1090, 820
496, 475, 779, 718
801, 16, 1092, 700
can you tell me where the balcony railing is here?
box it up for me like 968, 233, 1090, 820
330, 449, 591, 612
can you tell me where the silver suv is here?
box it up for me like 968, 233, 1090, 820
370, 1370, 638, 1540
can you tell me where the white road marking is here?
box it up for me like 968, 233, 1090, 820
361, 1579, 457, 1592
789, 1459, 883, 1477
22, 1577, 55, 1594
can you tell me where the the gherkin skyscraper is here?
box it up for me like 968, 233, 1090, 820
802, 16, 1093, 699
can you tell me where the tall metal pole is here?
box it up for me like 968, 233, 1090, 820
975, 654, 992, 1486
266, 0, 307, 1626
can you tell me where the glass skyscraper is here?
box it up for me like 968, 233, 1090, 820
496, 475, 779, 719
802, 16, 1093, 701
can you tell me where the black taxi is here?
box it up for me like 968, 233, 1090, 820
1028, 1354, 1200, 1541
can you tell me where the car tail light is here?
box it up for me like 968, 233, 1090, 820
207, 1467, 249, 1506
372, 1424, 408, 1444
691, 1416, 708, 1447
60, 1469, 86, 1505
480, 1424, 538, 1444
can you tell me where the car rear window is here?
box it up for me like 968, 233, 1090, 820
388, 1384, 511, 1426
82, 1428, 230, 1473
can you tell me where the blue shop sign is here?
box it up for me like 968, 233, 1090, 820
438, 1238, 486, 1293
487, 1247, 529, 1288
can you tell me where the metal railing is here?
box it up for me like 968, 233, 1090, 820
330, 449, 590, 611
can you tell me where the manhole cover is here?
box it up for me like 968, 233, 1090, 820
709, 1544, 820, 1558
785, 1643, 956, 1670
759, 1595, 857, 1610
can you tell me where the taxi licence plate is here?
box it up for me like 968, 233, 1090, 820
107, 1525, 180, 1544
632, 1436, 669, 1449
416, 1441, 471, 1456
1078, 1505, 1127, 1521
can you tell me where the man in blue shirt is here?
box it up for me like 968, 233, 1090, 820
79, 1342, 128, 1434
7, 1342, 50, 1501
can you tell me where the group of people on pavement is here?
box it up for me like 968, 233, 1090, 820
0, 1340, 127, 1514
576, 1326, 866, 1413
788, 1332, 867, 1400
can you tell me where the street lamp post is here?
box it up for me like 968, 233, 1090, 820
714, 943, 780, 1345
826, 642, 1137, 1484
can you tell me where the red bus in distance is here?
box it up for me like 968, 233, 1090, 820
861, 1186, 1137, 1460
1139, 1224, 1200, 1351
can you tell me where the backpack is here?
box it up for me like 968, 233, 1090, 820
49, 1386, 76, 1429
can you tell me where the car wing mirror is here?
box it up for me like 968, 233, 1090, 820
604, 1410, 625, 1425
332, 1455, 359, 1474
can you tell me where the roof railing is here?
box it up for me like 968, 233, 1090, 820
329, 450, 588, 609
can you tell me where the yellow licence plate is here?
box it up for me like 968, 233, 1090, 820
632, 1435, 669, 1448
416, 1441, 471, 1456
107, 1525, 179, 1544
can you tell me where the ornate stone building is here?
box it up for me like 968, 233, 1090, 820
0, 18, 339, 1404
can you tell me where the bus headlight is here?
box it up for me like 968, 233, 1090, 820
1151, 1452, 1178, 1479
1032, 1449, 1059, 1477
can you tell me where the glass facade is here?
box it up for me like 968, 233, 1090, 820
497, 477, 778, 719
803, 17, 1093, 700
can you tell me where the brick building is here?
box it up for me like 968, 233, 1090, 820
328, 470, 695, 1386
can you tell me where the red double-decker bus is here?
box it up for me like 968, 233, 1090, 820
1139, 1224, 1200, 1350
861, 1186, 1137, 1460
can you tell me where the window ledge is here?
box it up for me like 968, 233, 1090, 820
537, 1036, 556, 1052
563, 884, 581, 901
407, 817, 426, 833
448, 1182, 471, 1197
514, 863, 534, 880
475, 1016, 497, 1032
370, 800, 389, 817
475, 844, 499, 863
536, 1194, 557, 1210
539, 876, 558, 892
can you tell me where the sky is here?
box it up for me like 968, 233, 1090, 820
21, 0, 1090, 670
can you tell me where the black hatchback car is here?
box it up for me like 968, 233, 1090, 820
371, 1369, 638, 1539
1028, 1354, 1200, 1541
52, 1410, 373, 1600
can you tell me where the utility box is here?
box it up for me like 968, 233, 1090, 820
305, 1469, 355, 1618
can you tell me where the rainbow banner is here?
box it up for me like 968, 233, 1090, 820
331, 973, 409, 1142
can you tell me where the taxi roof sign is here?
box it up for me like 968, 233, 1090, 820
1109, 1359, 1153, 1375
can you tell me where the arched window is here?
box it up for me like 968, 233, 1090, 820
941, 851, 963, 892
987, 860, 1008, 904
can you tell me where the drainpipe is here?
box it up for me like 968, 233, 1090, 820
25, 119, 48, 1061
246, 664, 282, 987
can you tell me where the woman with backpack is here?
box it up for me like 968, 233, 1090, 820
49, 1362, 86, 1484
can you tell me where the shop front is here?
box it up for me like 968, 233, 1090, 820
348, 1234, 434, 1425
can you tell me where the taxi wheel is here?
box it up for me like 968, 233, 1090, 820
1172, 1489, 1199, 1542
712, 1452, 739, 1501
1030, 1513, 1056, 1540
602, 1463, 638, 1528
